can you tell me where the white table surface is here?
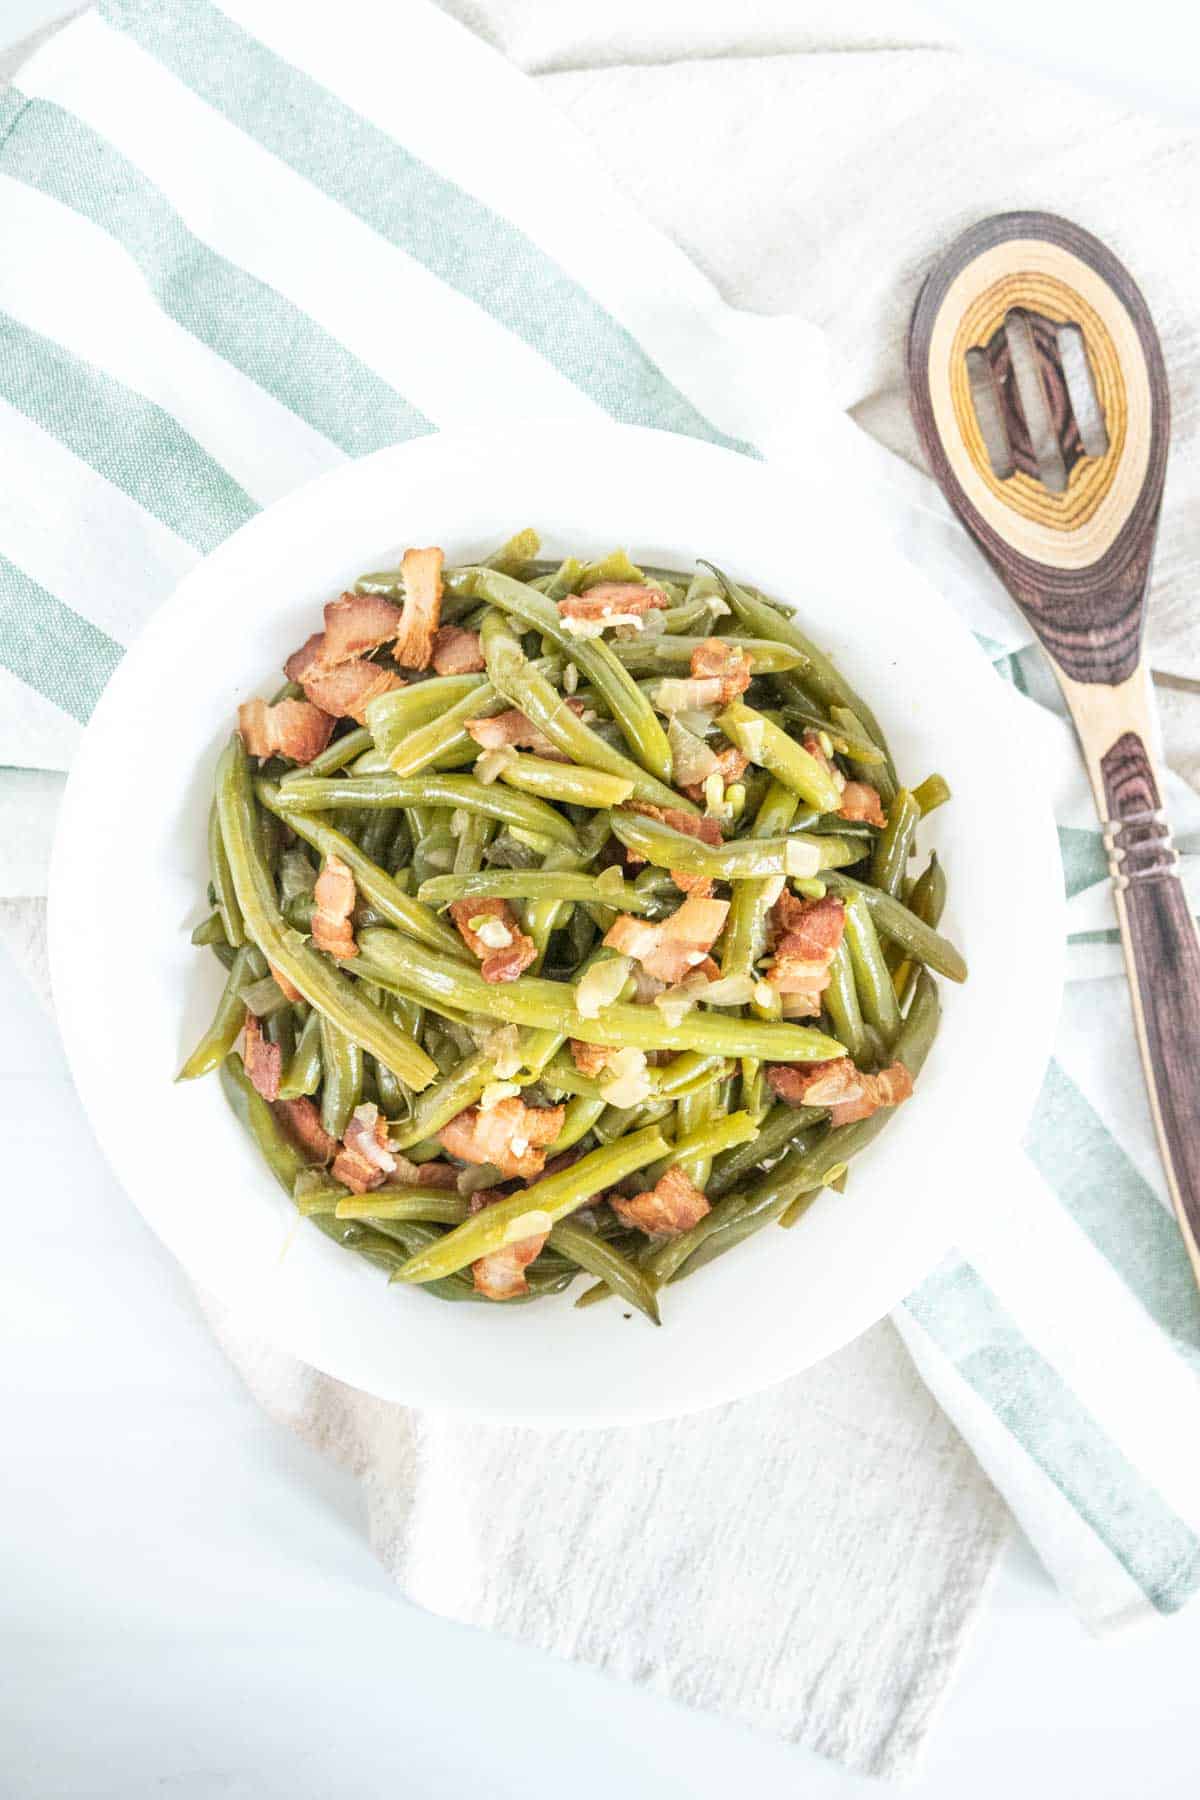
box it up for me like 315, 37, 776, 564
5, 1, 1200, 1791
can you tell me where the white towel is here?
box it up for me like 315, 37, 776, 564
3, 0, 1200, 1778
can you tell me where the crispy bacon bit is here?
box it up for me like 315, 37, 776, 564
465, 703, 584, 758
392, 546, 444, 670
829, 1061, 914, 1125
312, 853, 358, 960
570, 1039, 620, 1077
839, 781, 888, 828
448, 897, 536, 983
689, 637, 752, 703
321, 592, 402, 665
332, 1102, 397, 1194
430, 625, 485, 675
243, 1011, 282, 1102
387, 1154, 460, 1189
296, 659, 405, 725
237, 697, 335, 765
612, 1166, 710, 1236
469, 1185, 550, 1301
283, 632, 326, 686
604, 893, 729, 985
766, 892, 845, 1009
272, 1096, 337, 1165
671, 871, 714, 898
268, 962, 303, 1004
680, 742, 748, 804
439, 1096, 565, 1181
621, 802, 722, 869
558, 582, 668, 628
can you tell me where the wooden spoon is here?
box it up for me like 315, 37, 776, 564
907, 210, 1200, 1282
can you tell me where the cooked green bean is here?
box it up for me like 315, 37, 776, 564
278, 1005, 323, 1100
718, 698, 844, 815
913, 772, 952, 816
216, 737, 436, 1090
273, 769, 579, 850
870, 788, 920, 899
493, 753, 634, 810
190, 911, 227, 948
286, 725, 373, 782
841, 889, 901, 1050
822, 871, 967, 982
418, 870, 655, 913
610, 807, 853, 882
823, 938, 867, 1062
394, 1124, 671, 1284
609, 635, 805, 676
318, 1014, 362, 1139
385, 683, 508, 778
177, 944, 263, 1080
208, 801, 245, 948
355, 930, 846, 1062
548, 1219, 661, 1324
363, 674, 490, 756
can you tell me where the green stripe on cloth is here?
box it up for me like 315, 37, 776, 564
102, 0, 755, 456
0, 93, 433, 458
0, 310, 256, 552
0, 553, 121, 723
1026, 1060, 1200, 1359
905, 1256, 1200, 1613
1058, 825, 1108, 899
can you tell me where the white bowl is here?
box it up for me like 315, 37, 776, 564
49, 423, 1062, 1426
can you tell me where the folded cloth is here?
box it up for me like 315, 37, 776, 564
3, 0, 1200, 1779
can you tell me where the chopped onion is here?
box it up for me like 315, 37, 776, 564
785, 839, 821, 878
597, 1046, 652, 1108
483, 1024, 522, 1080
475, 747, 516, 785
479, 1080, 521, 1112
762, 874, 786, 906
667, 716, 720, 791
755, 980, 776, 1008
739, 718, 765, 763
473, 916, 514, 949
653, 987, 696, 1027
653, 676, 723, 715
449, 808, 471, 836
703, 772, 726, 817
676, 708, 717, 738
693, 973, 756, 1006
562, 661, 579, 694
575, 953, 631, 1018
503, 1208, 552, 1243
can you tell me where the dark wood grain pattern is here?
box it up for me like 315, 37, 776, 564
907, 211, 1170, 686
1102, 733, 1200, 1263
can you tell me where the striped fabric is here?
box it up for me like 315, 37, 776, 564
4, 0, 1199, 1633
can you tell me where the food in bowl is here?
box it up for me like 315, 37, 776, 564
181, 531, 965, 1322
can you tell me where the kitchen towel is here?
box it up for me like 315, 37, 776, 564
2, 0, 1200, 1779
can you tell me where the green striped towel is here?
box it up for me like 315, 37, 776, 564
2, 0, 1199, 1641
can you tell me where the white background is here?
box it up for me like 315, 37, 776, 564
4, 0, 1200, 1793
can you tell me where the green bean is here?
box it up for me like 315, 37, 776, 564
278, 1006, 323, 1099
285, 725, 373, 782
608, 636, 806, 676
273, 771, 580, 851
667, 1085, 716, 1188
493, 753, 634, 810
870, 788, 920, 898
219, 1051, 307, 1192
644, 1109, 756, 1184
532, 555, 584, 600
177, 944, 263, 1080
829, 707, 897, 809
893, 853, 948, 1005
394, 1124, 671, 1284
547, 1219, 661, 1324
913, 773, 952, 816
335, 1189, 469, 1225
707, 1107, 826, 1198
386, 683, 509, 778
190, 911, 227, 948
318, 1014, 362, 1140
609, 808, 852, 882
551, 1093, 608, 1152
480, 611, 690, 813
576, 548, 644, 588
777, 697, 886, 765
822, 939, 867, 1062
841, 889, 901, 1050
719, 778, 800, 991
216, 737, 436, 1090
256, 784, 468, 961
362, 674, 490, 756
387, 1046, 496, 1151
452, 811, 493, 877
208, 801, 245, 948
355, 930, 847, 1063
418, 870, 654, 913
822, 871, 967, 982
718, 699, 843, 814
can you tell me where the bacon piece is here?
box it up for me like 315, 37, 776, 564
839, 781, 888, 828
237, 697, 335, 765
332, 1103, 397, 1194
557, 582, 668, 629
296, 659, 405, 725
570, 1039, 620, 1077
321, 592, 402, 665
767, 1057, 862, 1109
392, 546, 444, 670
430, 625, 485, 675
387, 1154, 460, 1189
671, 871, 714, 898
604, 893, 729, 985
469, 1185, 550, 1301
621, 802, 722, 871
465, 702, 584, 758
766, 892, 845, 1008
439, 1096, 565, 1181
283, 632, 327, 686
272, 1096, 337, 1166
689, 637, 752, 703
243, 1011, 282, 1102
448, 897, 536, 983
679, 743, 749, 805
612, 1166, 710, 1236
268, 962, 303, 1004
829, 1061, 914, 1126
311, 853, 358, 960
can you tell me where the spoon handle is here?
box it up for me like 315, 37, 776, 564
1061, 662, 1200, 1280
